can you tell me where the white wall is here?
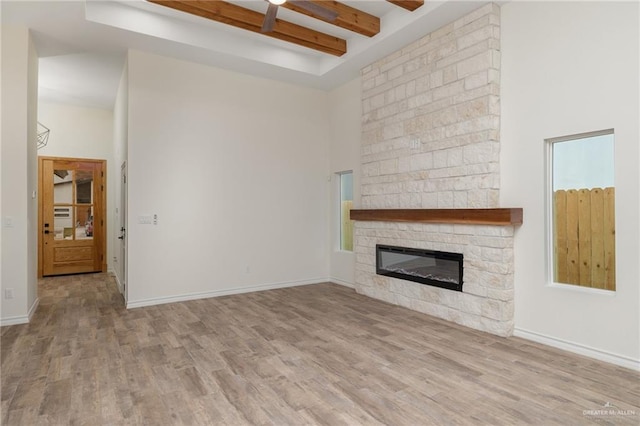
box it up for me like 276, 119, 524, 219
1, 26, 39, 325
37, 101, 115, 271
328, 77, 361, 287
126, 50, 331, 306
501, 1, 639, 369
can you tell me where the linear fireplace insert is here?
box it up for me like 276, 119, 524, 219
376, 245, 463, 292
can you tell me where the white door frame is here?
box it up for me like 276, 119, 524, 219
119, 161, 128, 302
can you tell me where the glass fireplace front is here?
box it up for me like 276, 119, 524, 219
376, 245, 463, 292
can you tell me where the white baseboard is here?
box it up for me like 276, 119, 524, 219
330, 278, 355, 288
0, 297, 39, 327
126, 277, 328, 309
514, 327, 640, 372
113, 273, 124, 295
28, 297, 39, 321
0, 314, 29, 326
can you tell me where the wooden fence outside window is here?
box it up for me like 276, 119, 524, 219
553, 187, 615, 290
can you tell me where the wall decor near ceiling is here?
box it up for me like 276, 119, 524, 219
37, 121, 50, 150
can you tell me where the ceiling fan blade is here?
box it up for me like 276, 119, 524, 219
261, 3, 279, 32
289, 0, 339, 22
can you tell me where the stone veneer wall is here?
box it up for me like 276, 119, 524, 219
355, 3, 515, 336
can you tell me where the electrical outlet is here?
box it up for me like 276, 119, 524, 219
4, 288, 14, 299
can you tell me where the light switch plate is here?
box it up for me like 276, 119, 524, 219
138, 215, 153, 224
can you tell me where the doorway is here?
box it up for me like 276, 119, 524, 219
38, 156, 107, 277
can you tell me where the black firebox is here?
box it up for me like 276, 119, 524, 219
376, 245, 463, 292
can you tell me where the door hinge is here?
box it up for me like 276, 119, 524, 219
101, 254, 104, 261
123, 176, 127, 184
101, 171, 104, 177
101, 219, 104, 226
101, 185, 104, 191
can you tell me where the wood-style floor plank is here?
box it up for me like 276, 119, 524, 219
1, 273, 639, 425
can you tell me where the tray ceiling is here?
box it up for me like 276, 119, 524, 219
2, 1, 489, 108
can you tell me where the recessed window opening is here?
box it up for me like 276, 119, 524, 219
547, 129, 615, 291
338, 171, 353, 251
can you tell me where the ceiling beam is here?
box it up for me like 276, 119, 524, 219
149, 0, 347, 56
386, 0, 424, 12
282, 1, 380, 38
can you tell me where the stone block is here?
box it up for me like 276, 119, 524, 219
480, 317, 513, 337
431, 106, 458, 128
455, 293, 483, 315
398, 193, 422, 207
435, 38, 491, 70
362, 77, 376, 92
463, 141, 498, 164
362, 162, 380, 177
456, 313, 483, 332
388, 64, 404, 80
378, 103, 400, 119
408, 92, 433, 109
480, 298, 503, 320
457, 98, 490, 121
433, 150, 448, 168
416, 96, 453, 116
456, 51, 491, 78
447, 147, 463, 166
463, 282, 487, 297
418, 286, 443, 304
473, 236, 512, 249
393, 293, 410, 309
486, 288, 513, 302
382, 123, 404, 140
488, 68, 500, 84
395, 85, 407, 101
457, 26, 495, 51
459, 3, 499, 28
430, 70, 444, 88
410, 299, 449, 319
437, 191, 454, 208
433, 80, 465, 101
410, 152, 433, 171
370, 93, 385, 109
379, 159, 398, 175
421, 192, 438, 208
488, 189, 500, 207
374, 73, 388, 87
489, 95, 500, 115
465, 245, 482, 261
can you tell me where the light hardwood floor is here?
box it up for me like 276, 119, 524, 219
1, 273, 639, 425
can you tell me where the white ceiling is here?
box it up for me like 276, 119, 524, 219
2, 0, 489, 109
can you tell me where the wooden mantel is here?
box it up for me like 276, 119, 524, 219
350, 208, 523, 226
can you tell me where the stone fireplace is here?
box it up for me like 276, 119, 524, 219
353, 3, 518, 337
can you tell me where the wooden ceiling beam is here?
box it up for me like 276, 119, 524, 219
149, 0, 347, 56
282, 1, 380, 38
386, 0, 424, 12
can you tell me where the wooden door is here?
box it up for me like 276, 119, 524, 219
39, 157, 106, 277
